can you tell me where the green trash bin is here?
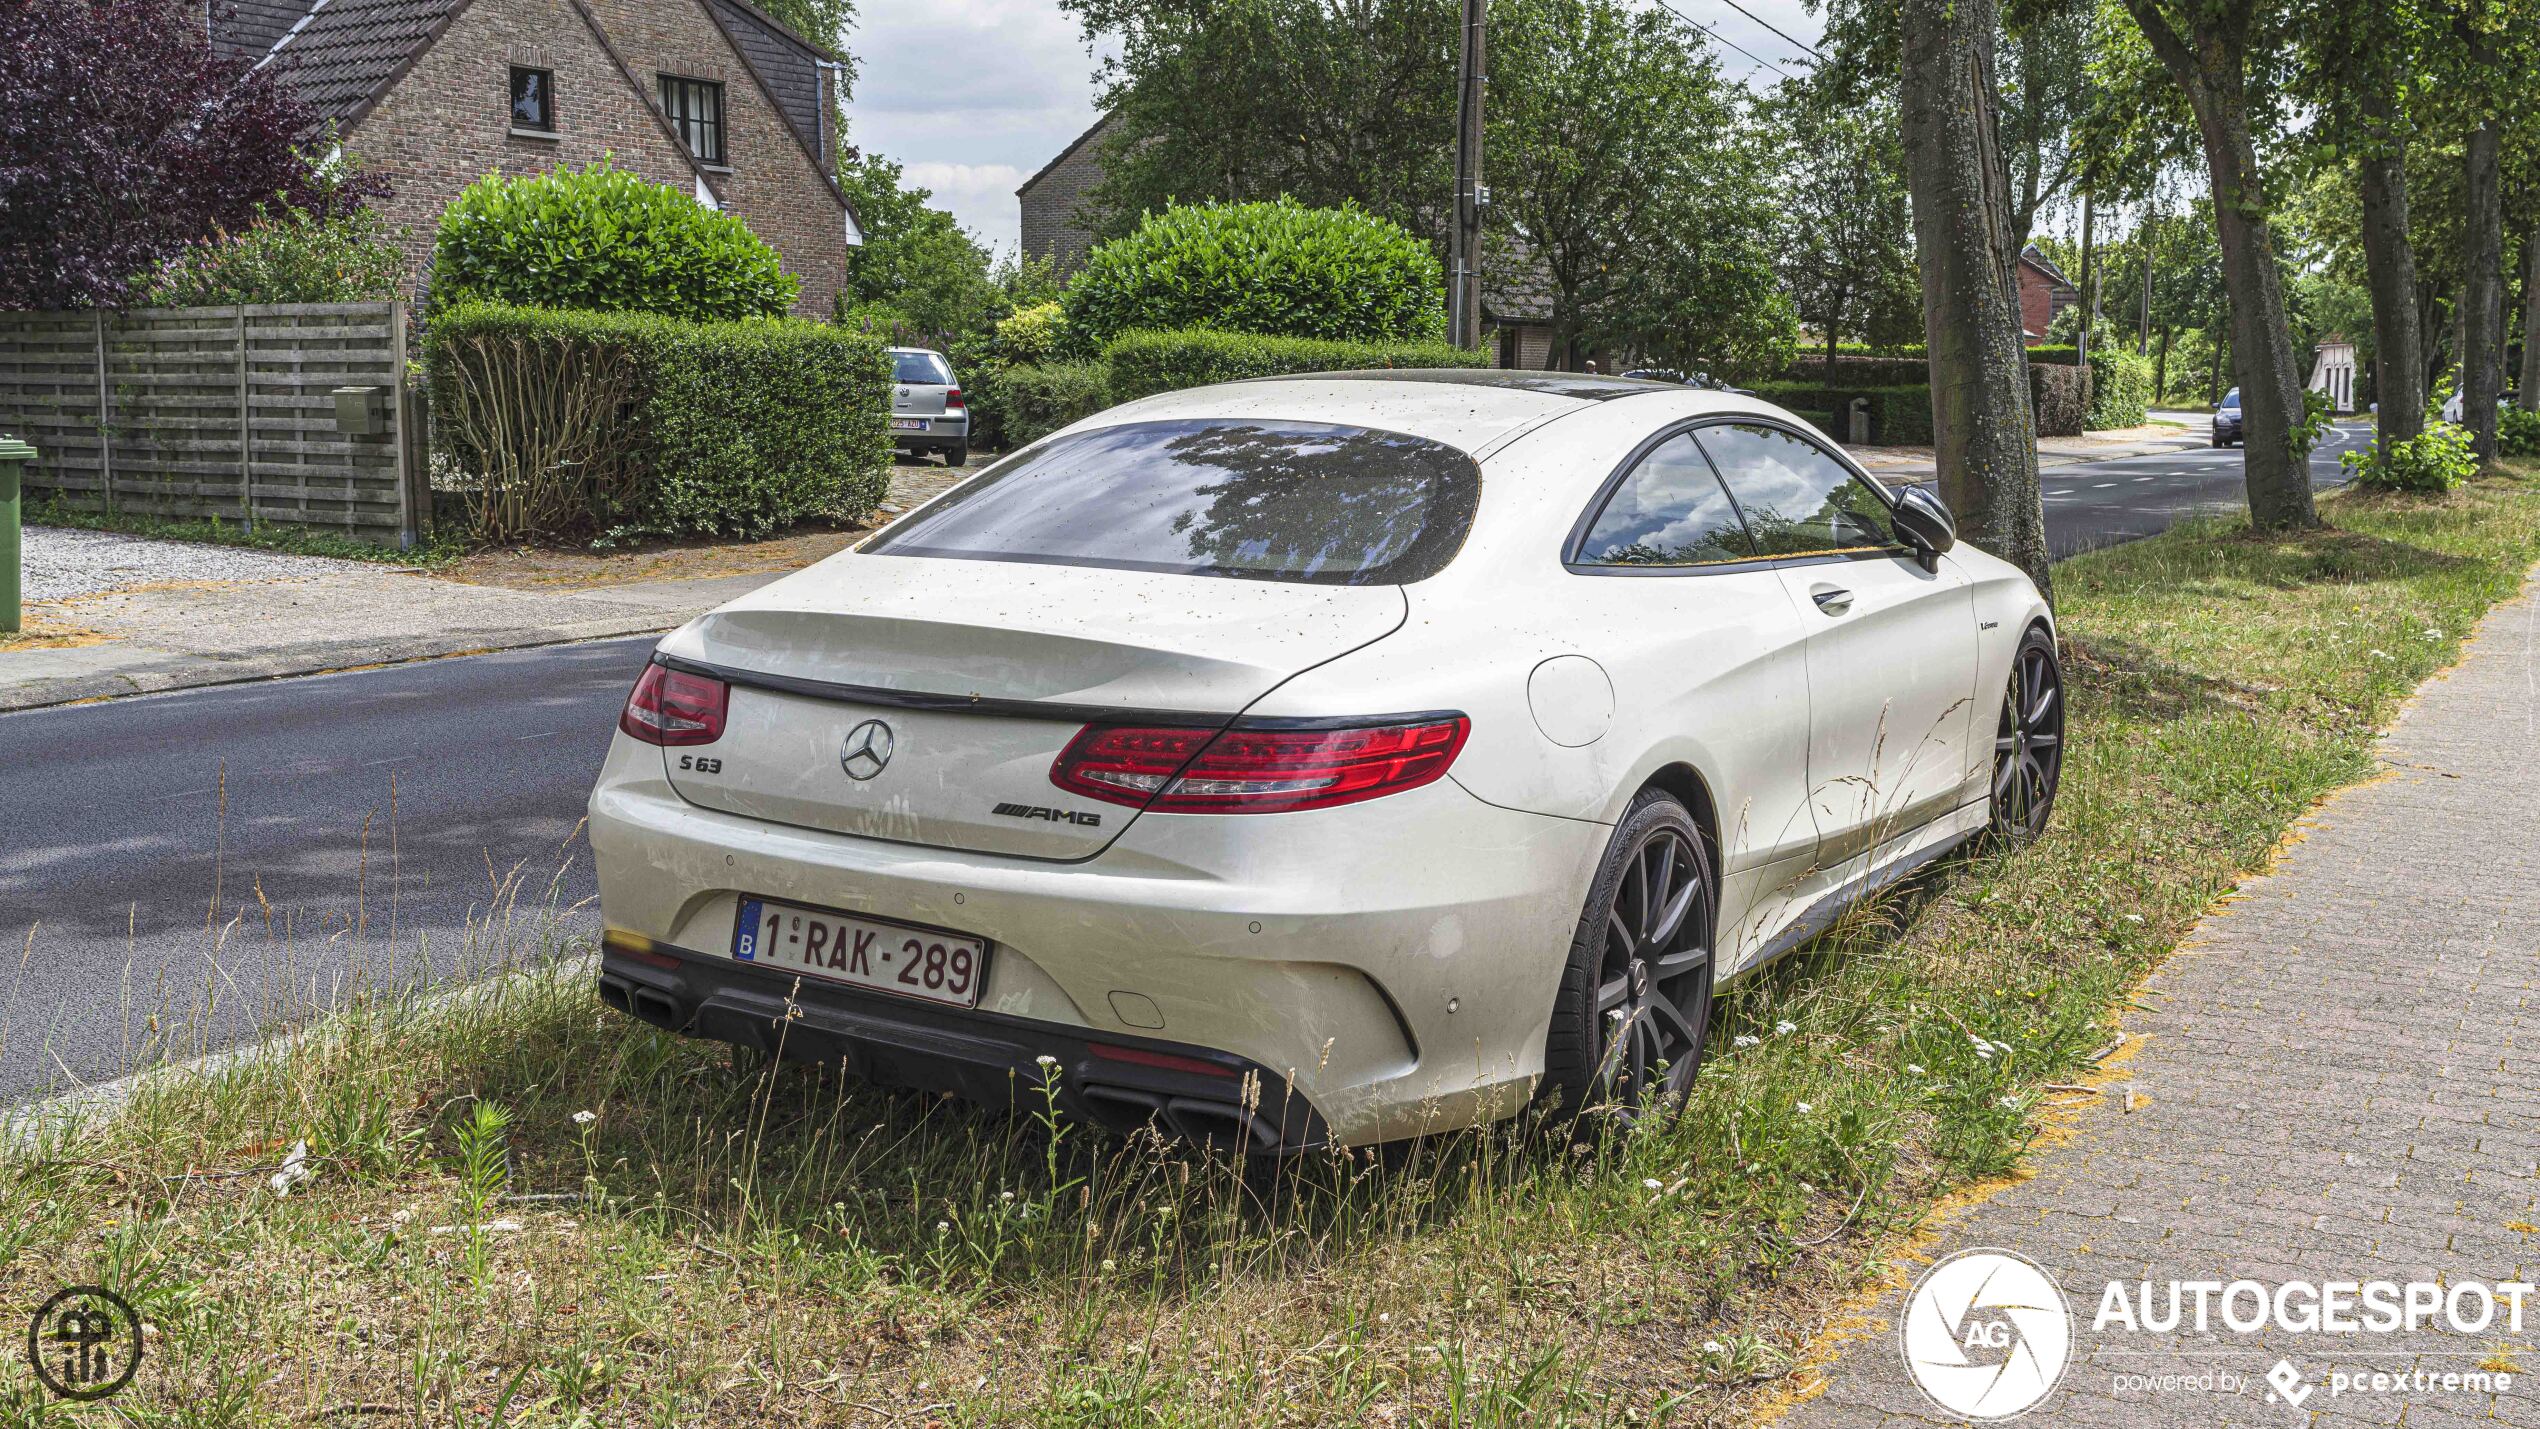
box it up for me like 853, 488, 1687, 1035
0, 434, 33, 634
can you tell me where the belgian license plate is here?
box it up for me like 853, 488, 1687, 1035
732, 898, 987, 1008
890, 417, 929, 432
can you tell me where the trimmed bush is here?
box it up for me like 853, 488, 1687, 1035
431, 161, 798, 321
2030, 362, 2090, 437
1064, 200, 1445, 349
1777, 354, 1930, 387
424, 303, 888, 543
984, 362, 1114, 448
2086, 350, 2154, 429
1103, 328, 1484, 403
1745, 382, 1934, 446
2345, 422, 2476, 491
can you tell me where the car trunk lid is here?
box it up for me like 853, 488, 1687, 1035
653, 553, 1406, 858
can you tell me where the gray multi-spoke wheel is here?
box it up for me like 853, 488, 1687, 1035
1542, 790, 1715, 1123
1989, 627, 2064, 844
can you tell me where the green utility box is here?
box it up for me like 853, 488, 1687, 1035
0, 435, 34, 635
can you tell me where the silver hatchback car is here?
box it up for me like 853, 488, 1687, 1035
887, 347, 968, 467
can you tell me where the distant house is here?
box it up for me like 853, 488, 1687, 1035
209, 0, 863, 316
1017, 114, 1570, 369
2310, 334, 2357, 412
2017, 246, 2081, 345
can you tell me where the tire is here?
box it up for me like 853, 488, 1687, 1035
1987, 626, 2065, 845
945, 441, 968, 469
1539, 789, 1716, 1125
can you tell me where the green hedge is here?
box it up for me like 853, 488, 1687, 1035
1746, 382, 1934, 447
431, 161, 798, 321
1103, 328, 1484, 403
424, 303, 889, 543
2031, 362, 2091, 437
1777, 355, 1930, 387
2086, 350, 2154, 429
1065, 200, 1446, 349
983, 361, 1113, 449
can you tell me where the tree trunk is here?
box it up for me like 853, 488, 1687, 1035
2355, 88, 2424, 448
2122, 0, 2318, 528
2461, 117, 2504, 460
1899, 0, 2049, 596
2157, 326, 2173, 395
2520, 236, 2540, 412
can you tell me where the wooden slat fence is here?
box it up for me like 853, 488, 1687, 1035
0, 302, 426, 546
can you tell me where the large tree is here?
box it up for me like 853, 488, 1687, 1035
2113, 0, 2318, 529
2291, 0, 2433, 449
1897, 0, 2052, 592
0, 0, 352, 309
1062, 0, 1454, 244
835, 153, 1002, 342
1761, 82, 1921, 370
1487, 0, 1792, 372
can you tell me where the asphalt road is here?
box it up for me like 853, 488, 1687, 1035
0, 637, 652, 1102
0, 421, 2378, 1104
2031, 414, 2368, 559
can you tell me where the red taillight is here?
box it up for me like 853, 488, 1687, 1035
944, 386, 964, 410
1050, 716, 1469, 814
620, 664, 728, 746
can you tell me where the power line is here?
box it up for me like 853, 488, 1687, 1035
1646, 0, 1801, 79
1709, 0, 1825, 62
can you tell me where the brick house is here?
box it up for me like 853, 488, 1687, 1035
209, 0, 863, 316
2017, 245, 2080, 345
1017, 113, 1571, 369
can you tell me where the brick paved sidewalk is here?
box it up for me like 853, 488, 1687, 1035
1784, 567, 2540, 1428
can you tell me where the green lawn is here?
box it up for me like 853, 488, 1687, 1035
5, 467, 2538, 1427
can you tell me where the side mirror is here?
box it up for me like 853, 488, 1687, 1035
1891, 485, 1956, 569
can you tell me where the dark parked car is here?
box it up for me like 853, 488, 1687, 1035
2212, 388, 2243, 448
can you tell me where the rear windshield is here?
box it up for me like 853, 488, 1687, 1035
866, 418, 1480, 584
891, 351, 953, 384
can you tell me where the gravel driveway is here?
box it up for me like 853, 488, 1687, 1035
18, 526, 379, 603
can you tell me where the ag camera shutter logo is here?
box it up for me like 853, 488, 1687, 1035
1901, 1248, 2073, 1419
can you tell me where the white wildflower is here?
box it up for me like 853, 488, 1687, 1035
1703, 1340, 1725, 1355
1642, 1178, 1663, 1190
1906, 1064, 1927, 1076
1795, 1101, 1813, 1114
1734, 1034, 1760, 1048
2000, 1094, 2021, 1108
572, 1110, 597, 1126
1034, 1054, 1058, 1067
1775, 1020, 1798, 1036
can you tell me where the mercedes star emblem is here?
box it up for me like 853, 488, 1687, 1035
839, 719, 895, 781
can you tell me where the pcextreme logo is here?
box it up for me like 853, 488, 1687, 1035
1901, 1248, 2075, 1420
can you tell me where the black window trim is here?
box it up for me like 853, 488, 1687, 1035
1561, 414, 1912, 579
509, 65, 556, 133
658, 73, 727, 166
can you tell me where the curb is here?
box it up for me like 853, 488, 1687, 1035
0, 611, 684, 714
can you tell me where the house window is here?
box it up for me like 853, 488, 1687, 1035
509, 67, 554, 131
659, 76, 725, 165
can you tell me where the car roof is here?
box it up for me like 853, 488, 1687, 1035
1087, 368, 1732, 456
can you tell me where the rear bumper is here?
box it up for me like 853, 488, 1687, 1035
586, 732, 1607, 1145
599, 940, 1329, 1152
891, 414, 967, 449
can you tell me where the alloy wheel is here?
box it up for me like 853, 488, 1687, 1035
1991, 637, 2064, 842
1594, 825, 1714, 1112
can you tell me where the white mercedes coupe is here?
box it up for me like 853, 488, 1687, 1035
587, 371, 2061, 1152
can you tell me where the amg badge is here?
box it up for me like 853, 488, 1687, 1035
992, 802, 1102, 827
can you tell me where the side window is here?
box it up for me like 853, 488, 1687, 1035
1696, 423, 1898, 558
1574, 433, 1758, 568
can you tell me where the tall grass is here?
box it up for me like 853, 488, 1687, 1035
2, 470, 2535, 1425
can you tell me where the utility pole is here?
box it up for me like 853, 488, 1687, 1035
2075, 190, 2095, 367
1449, 0, 1488, 351
2138, 200, 2153, 355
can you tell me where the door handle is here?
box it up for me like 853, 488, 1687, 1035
1810, 585, 1854, 615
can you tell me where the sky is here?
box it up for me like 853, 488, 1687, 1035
839, 0, 1831, 258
